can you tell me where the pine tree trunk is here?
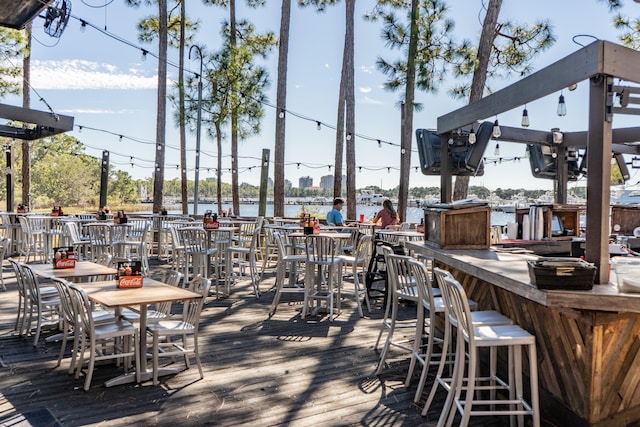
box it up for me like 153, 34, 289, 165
453, 0, 502, 201
179, 0, 188, 214
398, 0, 419, 222
152, 0, 168, 214
273, 0, 291, 217
344, 0, 356, 221
22, 23, 32, 209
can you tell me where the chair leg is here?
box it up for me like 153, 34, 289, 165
84, 341, 97, 391
375, 301, 397, 375
194, 333, 203, 379
153, 332, 160, 385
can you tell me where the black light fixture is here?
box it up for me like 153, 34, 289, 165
521, 106, 530, 128
468, 127, 476, 144
557, 93, 567, 116
492, 119, 501, 138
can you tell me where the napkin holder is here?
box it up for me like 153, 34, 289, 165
53, 246, 76, 269
116, 261, 143, 288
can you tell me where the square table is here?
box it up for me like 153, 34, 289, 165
82, 278, 202, 386
29, 261, 118, 281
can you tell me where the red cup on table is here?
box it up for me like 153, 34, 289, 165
359, 214, 364, 223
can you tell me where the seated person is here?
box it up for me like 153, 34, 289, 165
326, 198, 346, 226
372, 199, 399, 229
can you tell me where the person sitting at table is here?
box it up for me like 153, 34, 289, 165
372, 199, 399, 229
326, 198, 347, 226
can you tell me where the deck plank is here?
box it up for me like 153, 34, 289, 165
0, 260, 529, 426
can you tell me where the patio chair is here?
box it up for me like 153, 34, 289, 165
67, 283, 140, 391
268, 231, 306, 316
226, 217, 264, 297
338, 234, 372, 317
302, 234, 342, 321
146, 275, 211, 385
20, 263, 62, 346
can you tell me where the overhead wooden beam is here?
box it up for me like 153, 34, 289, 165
438, 41, 602, 134
0, 104, 74, 140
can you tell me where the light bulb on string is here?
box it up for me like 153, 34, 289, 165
521, 106, 530, 127
316, 121, 321, 130
80, 20, 87, 32
448, 135, 454, 145
346, 133, 352, 141
494, 143, 500, 156
468, 128, 476, 144
141, 49, 148, 61
377, 140, 381, 148
492, 119, 501, 138
557, 93, 567, 116
278, 110, 285, 119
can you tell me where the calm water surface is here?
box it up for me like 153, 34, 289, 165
170, 203, 516, 226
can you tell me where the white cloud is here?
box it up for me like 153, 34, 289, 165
359, 86, 372, 93
360, 96, 384, 105
30, 59, 157, 90
360, 65, 375, 74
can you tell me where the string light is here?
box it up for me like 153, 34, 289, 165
557, 92, 567, 116
377, 140, 381, 148
494, 143, 500, 156
80, 20, 87, 32
141, 49, 148, 61
468, 128, 476, 144
316, 121, 321, 130
492, 119, 501, 139
278, 110, 285, 119
521, 106, 530, 128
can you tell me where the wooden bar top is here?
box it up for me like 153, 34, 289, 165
405, 241, 640, 314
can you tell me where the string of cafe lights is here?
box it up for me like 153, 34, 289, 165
64, 14, 413, 152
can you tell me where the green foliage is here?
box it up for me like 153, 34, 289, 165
365, 0, 463, 106
0, 27, 26, 98
449, 17, 555, 98
0, 134, 139, 209
613, 12, 640, 49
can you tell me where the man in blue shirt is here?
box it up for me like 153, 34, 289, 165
326, 198, 345, 226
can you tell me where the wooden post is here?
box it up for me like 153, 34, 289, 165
555, 144, 568, 204
99, 150, 109, 209
258, 149, 270, 218
585, 75, 613, 284
440, 135, 452, 203
5, 144, 13, 211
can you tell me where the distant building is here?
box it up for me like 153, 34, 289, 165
320, 174, 346, 190
284, 179, 292, 189
268, 177, 274, 187
299, 176, 313, 188
320, 175, 333, 189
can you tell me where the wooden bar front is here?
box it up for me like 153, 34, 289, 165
406, 241, 640, 427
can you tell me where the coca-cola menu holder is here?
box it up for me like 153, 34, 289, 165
53, 246, 76, 269
116, 260, 143, 288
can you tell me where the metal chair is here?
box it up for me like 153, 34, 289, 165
64, 221, 90, 261
226, 217, 264, 297
146, 275, 211, 385
418, 267, 514, 415
87, 223, 112, 261
20, 263, 62, 345
179, 227, 217, 288
338, 234, 372, 317
268, 231, 306, 316
302, 234, 342, 321
18, 216, 46, 263
438, 275, 539, 427
67, 283, 140, 391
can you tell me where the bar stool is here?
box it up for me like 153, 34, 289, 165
375, 252, 480, 376
418, 267, 514, 414
268, 231, 306, 316
438, 275, 539, 427
301, 234, 342, 321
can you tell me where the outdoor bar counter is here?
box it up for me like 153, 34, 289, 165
406, 240, 640, 427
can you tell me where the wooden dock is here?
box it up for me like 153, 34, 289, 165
0, 261, 533, 426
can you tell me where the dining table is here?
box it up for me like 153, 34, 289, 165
81, 278, 202, 386
29, 261, 118, 281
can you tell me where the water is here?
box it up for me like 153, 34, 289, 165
170, 203, 516, 226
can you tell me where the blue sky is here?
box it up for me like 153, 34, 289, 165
6, 0, 640, 191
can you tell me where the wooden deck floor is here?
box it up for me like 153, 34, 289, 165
0, 260, 543, 426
